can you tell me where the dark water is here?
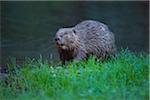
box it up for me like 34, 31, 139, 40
1, 1, 149, 67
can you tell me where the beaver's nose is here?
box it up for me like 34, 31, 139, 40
55, 37, 60, 41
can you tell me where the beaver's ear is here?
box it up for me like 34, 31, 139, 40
73, 29, 77, 34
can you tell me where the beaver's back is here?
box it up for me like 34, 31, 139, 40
74, 20, 116, 59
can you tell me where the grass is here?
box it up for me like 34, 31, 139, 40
0, 49, 149, 100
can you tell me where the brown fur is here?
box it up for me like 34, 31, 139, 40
55, 20, 117, 64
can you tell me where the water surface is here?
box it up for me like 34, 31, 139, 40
1, 1, 149, 67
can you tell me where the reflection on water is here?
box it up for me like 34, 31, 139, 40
1, 1, 149, 67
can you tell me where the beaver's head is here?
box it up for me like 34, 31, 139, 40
55, 28, 80, 50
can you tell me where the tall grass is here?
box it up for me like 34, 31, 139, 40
0, 49, 149, 100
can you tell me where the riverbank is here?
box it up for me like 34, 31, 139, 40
0, 49, 149, 100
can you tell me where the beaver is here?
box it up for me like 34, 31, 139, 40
55, 20, 117, 64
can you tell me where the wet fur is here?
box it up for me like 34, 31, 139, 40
55, 20, 117, 64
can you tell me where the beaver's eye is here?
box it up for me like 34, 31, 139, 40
73, 29, 76, 34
